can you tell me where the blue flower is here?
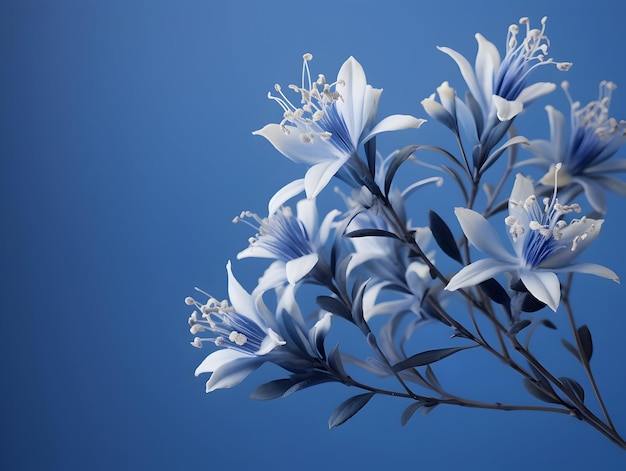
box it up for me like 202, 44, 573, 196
235, 198, 340, 289
424, 17, 570, 170
187, 261, 286, 392
253, 54, 425, 198
525, 81, 626, 213
445, 170, 619, 311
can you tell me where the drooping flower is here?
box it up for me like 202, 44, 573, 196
253, 54, 425, 198
525, 81, 626, 213
445, 169, 619, 311
187, 261, 286, 392
425, 17, 571, 171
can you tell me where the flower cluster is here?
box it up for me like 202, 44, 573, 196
185, 17, 626, 446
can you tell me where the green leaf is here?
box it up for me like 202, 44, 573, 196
328, 393, 374, 429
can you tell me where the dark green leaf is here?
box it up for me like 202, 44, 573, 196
343, 228, 400, 240
328, 393, 374, 429
559, 377, 585, 403
428, 210, 463, 264
393, 346, 476, 372
316, 295, 352, 321
384, 145, 420, 196
578, 325, 593, 362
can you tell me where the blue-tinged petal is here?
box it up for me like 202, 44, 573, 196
422, 96, 455, 130
475, 33, 500, 105
309, 312, 332, 356
252, 261, 288, 296
253, 123, 344, 165
437, 46, 484, 111
526, 139, 558, 165
586, 158, 626, 174
204, 356, 266, 392
455, 98, 479, 144
195, 348, 249, 376
226, 261, 263, 325
540, 218, 603, 267
304, 158, 347, 199
550, 263, 619, 282
268, 179, 305, 215
296, 198, 318, 238
492, 95, 523, 121
237, 245, 277, 260
572, 177, 607, 214
544, 105, 566, 161
336, 56, 369, 146
361, 114, 426, 143
454, 207, 517, 262
520, 269, 561, 311
446, 258, 517, 292
516, 82, 556, 106
257, 328, 286, 355
592, 175, 626, 197
285, 253, 319, 285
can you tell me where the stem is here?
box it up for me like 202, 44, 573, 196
562, 274, 618, 432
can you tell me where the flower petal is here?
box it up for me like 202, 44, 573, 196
475, 33, 500, 105
492, 95, 523, 121
226, 261, 264, 325
516, 82, 557, 106
361, 114, 426, 143
204, 356, 266, 392
195, 348, 248, 375
446, 258, 517, 291
268, 179, 305, 215
454, 207, 517, 262
304, 158, 346, 199
285, 253, 319, 285
253, 123, 343, 165
437, 45, 484, 111
551, 262, 619, 283
519, 269, 560, 311
336, 56, 368, 147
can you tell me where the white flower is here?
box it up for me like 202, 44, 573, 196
187, 261, 285, 392
445, 170, 618, 311
253, 54, 425, 198
525, 81, 626, 213
437, 16, 570, 123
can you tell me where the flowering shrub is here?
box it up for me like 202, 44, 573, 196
185, 16, 626, 446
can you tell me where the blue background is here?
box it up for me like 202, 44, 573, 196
3, 1, 626, 469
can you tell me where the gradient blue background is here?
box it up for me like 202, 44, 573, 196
3, 1, 626, 469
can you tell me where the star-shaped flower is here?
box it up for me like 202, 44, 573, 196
254, 54, 424, 198
445, 170, 618, 311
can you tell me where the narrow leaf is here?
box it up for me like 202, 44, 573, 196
401, 401, 427, 426
316, 295, 352, 321
523, 378, 560, 404
365, 136, 376, 177
384, 145, 420, 196
393, 346, 475, 372
561, 338, 581, 362
559, 377, 585, 403
428, 210, 463, 264
578, 325, 593, 362
328, 344, 348, 379
425, 365, 442, 391
328, 393, 374, 429
539, 319, 557, 330
343, 228, 400, 240
508, 319, 531, 336
479, 277, 510, 306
